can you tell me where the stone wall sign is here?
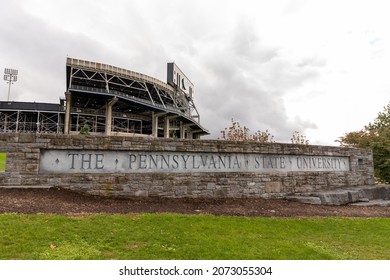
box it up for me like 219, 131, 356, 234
39, 150, 350, 174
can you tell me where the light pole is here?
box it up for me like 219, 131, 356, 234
4, 68, 18, 101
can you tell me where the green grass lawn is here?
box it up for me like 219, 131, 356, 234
1, 213, 389, 260
0, 152, 6, 172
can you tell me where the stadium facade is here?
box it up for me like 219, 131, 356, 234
0, 58, 209, 139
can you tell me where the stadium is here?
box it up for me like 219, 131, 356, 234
0, 58, 209, 139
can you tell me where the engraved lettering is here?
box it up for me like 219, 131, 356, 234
95, 154, 104, 169
233, 156, 241, 168
297, 157, 302, 169
68, 153, 79, 169
181, 155, 190, 169
192, 155, 200, 169
160, 155, 170, 169
323, 158, 329, 168
129, 154, 137, 169
280, 157, 286, 169
311, 157, 317, 168
318, 158, 322, 169
81, 154, 92, 169
218, 155, 226, 169
200, 155, 208, 167
172, 155, 179, 169
47, 151, 351, 173
149, 155, 158, 169
303, 157, 309, 168
336, 159, 341, 169
266, 157, 274, 168
139, 154, 147, 169
208, 155, 217, 169
261, 156, 286, 169
254, 156, 260, 169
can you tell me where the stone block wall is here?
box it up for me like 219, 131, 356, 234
0, 133, 375, 199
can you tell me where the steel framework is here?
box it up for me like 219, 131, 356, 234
0, 104, 144, 135
0, 58, 208, 138
0, 102, 65, 133
65, 58, 208, 138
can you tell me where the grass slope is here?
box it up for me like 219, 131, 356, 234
1, 214, 389, 260
0, 152, 6, 172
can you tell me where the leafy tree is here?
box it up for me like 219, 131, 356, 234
338, 102, 390, 183
219, 119, 274, 143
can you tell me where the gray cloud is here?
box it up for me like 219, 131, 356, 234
0, 1, 121, 102
187, 19, 321, 141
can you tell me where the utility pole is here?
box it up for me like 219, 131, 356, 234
4, 68, 18, 101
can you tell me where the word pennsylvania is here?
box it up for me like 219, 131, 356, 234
39, 150, 350, 173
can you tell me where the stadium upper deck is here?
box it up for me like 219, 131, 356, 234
0, 58, 209, 139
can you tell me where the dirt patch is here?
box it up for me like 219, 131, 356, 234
1, 188, 389, 217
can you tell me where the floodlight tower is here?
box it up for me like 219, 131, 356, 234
4, 68, 18, 101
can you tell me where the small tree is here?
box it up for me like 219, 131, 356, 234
291, 131, 309, 145
252, 129, 274, 143
220, 119, 250, 141
220, 119, 274, 143
79, 123, 90, 135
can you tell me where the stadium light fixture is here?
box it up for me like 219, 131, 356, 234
4, 68, 18, 101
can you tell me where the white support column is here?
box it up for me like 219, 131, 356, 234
105, 97, 118, 136
16, 110, 20, 132
64, 92, 71, 134
180, 122, 186, 139
36, 111, 40, 133
164, 116, 170, 138
163, 116, 178, 138
152, 114, 158, 137
152, 113, 167, 138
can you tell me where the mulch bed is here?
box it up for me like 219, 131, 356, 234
1, 188, 390, 217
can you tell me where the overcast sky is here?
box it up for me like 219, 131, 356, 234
1, 0, 389, 145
